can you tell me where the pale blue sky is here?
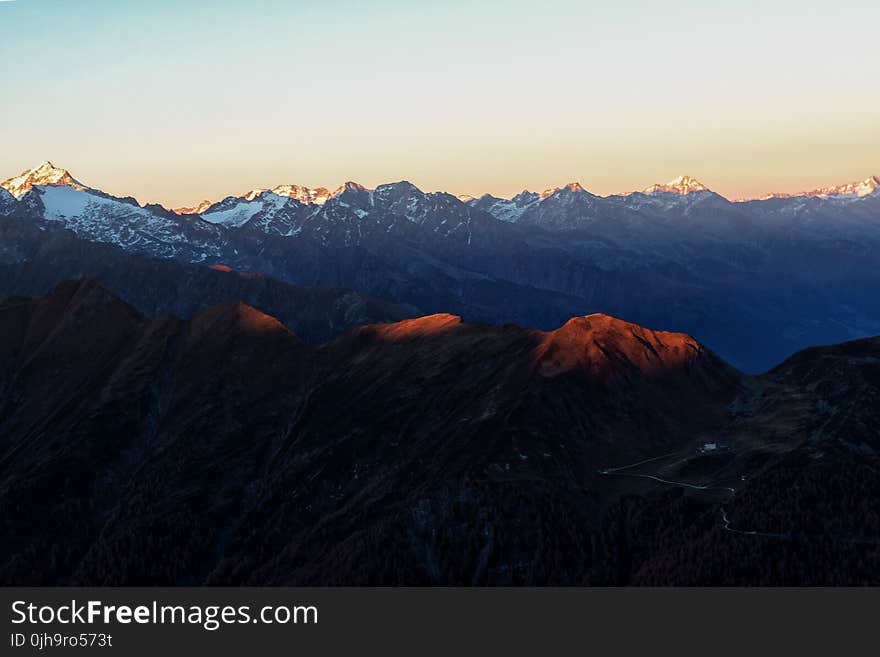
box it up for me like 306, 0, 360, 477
1, 0, 878, 206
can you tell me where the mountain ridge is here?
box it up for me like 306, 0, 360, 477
1, 280, 878, 585
3, 161, 880, 373
5, 161, 879, 210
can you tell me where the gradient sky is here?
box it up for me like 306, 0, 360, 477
1, 0, 878, 206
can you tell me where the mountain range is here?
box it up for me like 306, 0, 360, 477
2, 162, 880, 372
1, 280, 877, 585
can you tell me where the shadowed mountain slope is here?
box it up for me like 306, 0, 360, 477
0, 215, 417, 344
0, 283, 877, 585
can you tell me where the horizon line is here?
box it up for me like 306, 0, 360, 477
2, 160, 878, 209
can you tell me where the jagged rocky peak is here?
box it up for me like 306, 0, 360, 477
174, 199, 214, 215
539, 182, 594, 200
1, 161, 89, 198
241, 189, 268, 201
511, 190, 540, 204
332, 181, 370, 197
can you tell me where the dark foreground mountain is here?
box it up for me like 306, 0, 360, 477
0, 282, 878, 585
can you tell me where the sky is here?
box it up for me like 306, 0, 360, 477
1, 0, 878, 207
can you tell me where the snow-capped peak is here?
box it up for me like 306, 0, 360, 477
643, 175, 709, 195
763, 175, 880, 200
175, 184, 334, 215
843, 175, 880, 197
241, 185, 333, 205
270, 184, 332, 205
0, 161, 89, 198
